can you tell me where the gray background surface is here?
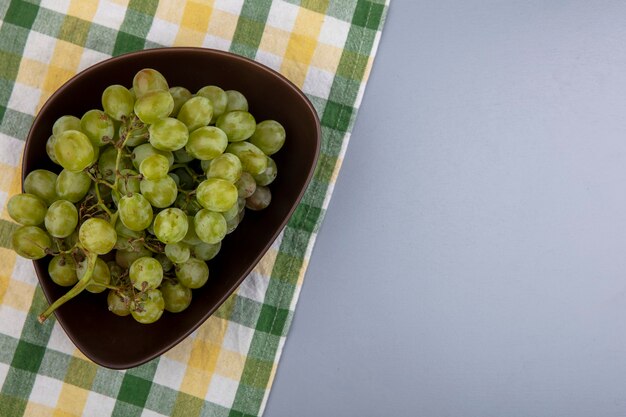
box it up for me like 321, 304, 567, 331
265, 1, 626, 416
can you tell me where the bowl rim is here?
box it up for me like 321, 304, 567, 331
23, 47, 321, 369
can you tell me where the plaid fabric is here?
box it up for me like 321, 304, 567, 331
0, 0, 389, 416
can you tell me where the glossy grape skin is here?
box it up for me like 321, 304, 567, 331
133, 68, 169, 98
12, 226, 51, 259
46, 135, 59, 164
44, 200, 78, 238
81, 109, 115, 147
253, 157, 277, 186
246, 185, 272, 211
164, 242, 190, 264
193, 241, 221, 261
197, 85, 227, 122
48, 254, 78, 286
161, 280, 192, 313
155, 252, 174, 272
78, 257, 111, 294
216, 111, 256, 142
129, 256, 163, 291
148, 117, 189, 151
107, 290, 131, 316
102, 85, 134, 121
153, 208, 188, 244
79, 218, 117, 255
221, 201, 240, 222
132, 143, 174, 170
175, 258, 209, 289
177, 96, 214, 131
115, 246, 152, 269
185, 126, 228, 160
134, 90, 174, 124
52, 115, 81, 137
118, 169, 141, 196
7, 193, 46, 226
225, 142, 267, 175
169, 86, 192, 117
140, 176, 178, 208
235, 172, 257, 198
225, 90, 249, 112
182, 216, 202, 245
205, 153, 242, 183
119, 193, 153, 231
196, 178, 238, 212
24, 169, 58, 205
194, 209, 227, 244
54, 130, 95, 172
115, 219, 144, 239
139, 154, 169, 180
130, 289, 165, 324
56, 169, 91, 203
249, 120, 286, 155
225, 211, 240, 234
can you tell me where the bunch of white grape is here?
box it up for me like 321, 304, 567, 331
9, 68, 285, 324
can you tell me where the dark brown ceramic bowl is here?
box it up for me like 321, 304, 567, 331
22, 47, 320, 369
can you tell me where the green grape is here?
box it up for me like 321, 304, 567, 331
221, 201, 240, 222
200, 159, 211, 172
119, 193, 153, 231
235, 171, 256, 198
176, 96, 213, 131
102, 85, 134, 121
153, 208, 188, 244
139, 154, 169, 180
119, 121, 149, 147
194, 209, 227, 244
169, 172, 180, 186
249, 120, 286, 155
182, 216, 202, 245
52, 115, 81, 137
155, 252, 173, 272
63, 230, 79, 250
133, 68, 169, 98
246, 185, 272, 211
129, 256, 163, 290
24, 169, 58, 205
140, 176, 178, 208
216, 111, 256, 142
161, 280, 192, 313
107, 290, 131, 316
81, 109, 114, 147
56, 169, 91, 203
174, 194, 202, 215
175, 258, 209, 289
185, 126, 227, 160
48, 254, 78, 287
225, 211, 240, 234
193, 241, 221, 261
115, 246, 152, 269
196, 178, 238, 212
46, 135, 59, 164
89, 141, 101, 166
132, 143, 174, 170
114, 234, 144, 252
79, 218, 117, 255
44, 200, 78, 238
134, 90, 174, 124
205, 153, 242, 183
169, 86, 192, 117
12, 226, 51, 259
165, 242, 190, 264
118, 169, 141, 196
54, 130, 95, 172
237, 197, 246, 211
197, 85, 227, 122
130, 288, 164, 324
173, 148, 194, 163
77, 257, 111, 294
148, 117, 188, 151
7, 193, 46, 226
253, 157, 277, 186
115, 219, 144, 239
225, 142, 267, 175
225, 90, 249, 112
107, 260, 124, 282
173, 168, 195, 190
98, 145, 131, 183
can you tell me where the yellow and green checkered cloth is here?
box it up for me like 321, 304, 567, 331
0, 0, 389, 416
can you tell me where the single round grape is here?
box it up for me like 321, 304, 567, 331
63, 230, 79, 250
48, 254, 78, 286
115, 218, 144, 239
225, 142, 267, 175
174, 194, 202, 215
173, 148, 194, 163
56, 169, 91, 203
119, 193, 153, 231
77, 257, 111, 293
52, 115, 81, 137
246, 185, 272, 211
249, 120, 286, 155
216, 111, 256, 142
153, 208, 188, 244
129, 256, 163, 291
221, 201, 240, 222
175, 258, 209, 289
7, 193, 46, 226
161, 280, 192, 313
120, 121, 149, 146
130, 289, 165, 324
235, 171, 257, 198
173, 168, 195, 190
89, 140, 101, 166
185, 126, 227, 160
46, 135, 59, 164
118, 169, 141, 196
237, 197, 246, 211
155, 252, 173, 272
196, 178, 238, 212
169, 86, 192, 117
225, 90, 249, 112
114, 233, 144, 251
182, 216, 202, 245
193, 241, 221, 261
79, 218, 117, 255
205, 153, 242, 183
132, 143, 174, 170
194, 209, 227, 244
253, 157, 277, 186
177, 96, 214, 131
133, 68, 169, 98
148, 117, 188, 151
139, 154, 169, 180
54, 130, 95, 172
140, 176, 178, 208
44, 200, 78, 238
115, 246, 152, 269
200, 159, 211, 172
225, 212, 240, 234
24, 169, 58, 205
12, 226, 51, 259
164, 242, 190, 264
134, 90, 174, 124
107, 290, 131, 316
81, 109, 114, 147
197, 85, 227, 122
102, 85, 134, 121
98, 145, 131, 183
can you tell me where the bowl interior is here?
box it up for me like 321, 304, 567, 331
23, 48, 320, 369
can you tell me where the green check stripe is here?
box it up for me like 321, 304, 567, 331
230, 0, 273, 59
113, 0, 158, 56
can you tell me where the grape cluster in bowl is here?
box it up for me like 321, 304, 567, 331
9, 68, 285, 325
